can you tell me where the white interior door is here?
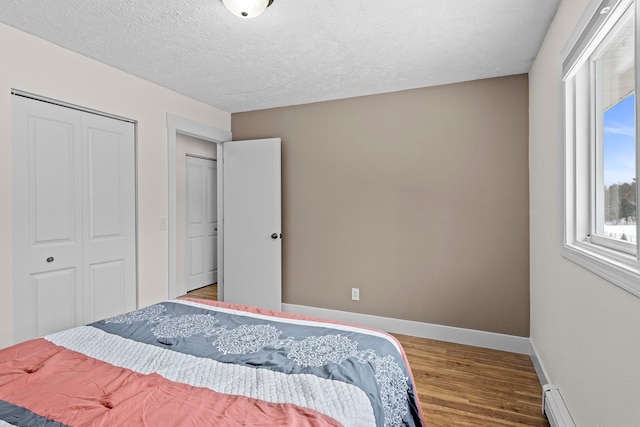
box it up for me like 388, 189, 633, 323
82, 113, 136, 323
186, 156, 217, 291
222, 138, 281, 311
12, 95, 136, 342
12, 96, 83, 342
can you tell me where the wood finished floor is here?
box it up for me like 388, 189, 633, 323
183, 284, 549, 427
394, 334, 549, 427
185, 283, 218, 301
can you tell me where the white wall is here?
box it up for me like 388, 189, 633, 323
176, 134, 217, 295
0, 23, 230, 348
529, 1, 640, 425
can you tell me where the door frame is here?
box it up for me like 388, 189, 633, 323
166, 113, 230, 299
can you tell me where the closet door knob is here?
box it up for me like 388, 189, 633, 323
46, 257, 54, 263
271, 233, 278, 239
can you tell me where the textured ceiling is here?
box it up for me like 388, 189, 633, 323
0, 0, 559, 113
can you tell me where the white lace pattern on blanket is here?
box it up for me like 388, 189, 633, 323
104, 304, 410, 426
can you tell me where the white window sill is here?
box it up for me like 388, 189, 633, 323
561, 242, 640, 298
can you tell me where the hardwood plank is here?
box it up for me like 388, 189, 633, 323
185, 283, 217, 300
179, 286, 549, 426
394, 334, 549, 426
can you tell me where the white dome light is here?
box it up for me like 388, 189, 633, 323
222, 0, 273, 18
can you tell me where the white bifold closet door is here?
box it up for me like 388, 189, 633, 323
186, 156, 217, 291
12, 95, 136, 343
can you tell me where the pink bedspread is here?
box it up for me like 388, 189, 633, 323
0, 298, 424, 426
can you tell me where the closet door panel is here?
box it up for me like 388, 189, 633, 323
12, 96, 83, 342
32, 120, 77, 243
32, 268, 78, 337
87, 127, 123, 238
89, 260, 125, 322
82, 113, 136, 323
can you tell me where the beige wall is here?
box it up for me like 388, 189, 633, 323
176, 134, 217, 295
232, 75, 530, 337
529, 0, 640, 425
0, 23, 230, 348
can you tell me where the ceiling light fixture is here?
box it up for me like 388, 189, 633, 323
221, 0, 274, 18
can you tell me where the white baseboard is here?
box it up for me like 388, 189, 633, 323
529, 341, 576, 427
282, 304, 568, 424
281, 303, 533, 355
529, 340, 550, 385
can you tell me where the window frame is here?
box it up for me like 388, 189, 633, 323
562, 0, 640, 298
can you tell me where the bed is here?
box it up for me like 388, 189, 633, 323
0, 298, 424, 426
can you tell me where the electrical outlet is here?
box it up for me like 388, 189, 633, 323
351, 288, 360, 301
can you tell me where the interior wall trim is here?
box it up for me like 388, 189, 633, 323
281, 303, 534, 356
166, 113, 231, 300
11, 89, 134, 123
530, 340, 551, 386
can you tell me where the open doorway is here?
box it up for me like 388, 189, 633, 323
167, 114, 231, 302
179, 137, 217, 299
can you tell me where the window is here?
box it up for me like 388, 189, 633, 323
563, 0, 640, 297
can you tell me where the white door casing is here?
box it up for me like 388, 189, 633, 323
166, 114, 230, 300
186, 156, 217, 291
166, 116, 282, 309
12, 95, 136, 342
222, 138, 282, 311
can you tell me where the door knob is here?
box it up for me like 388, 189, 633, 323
271, 233, 278, 239
46, 257, 54, 263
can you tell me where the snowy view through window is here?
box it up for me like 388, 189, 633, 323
603, 93, 637, 243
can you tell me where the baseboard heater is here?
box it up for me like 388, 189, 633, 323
543, 384, 576, 427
